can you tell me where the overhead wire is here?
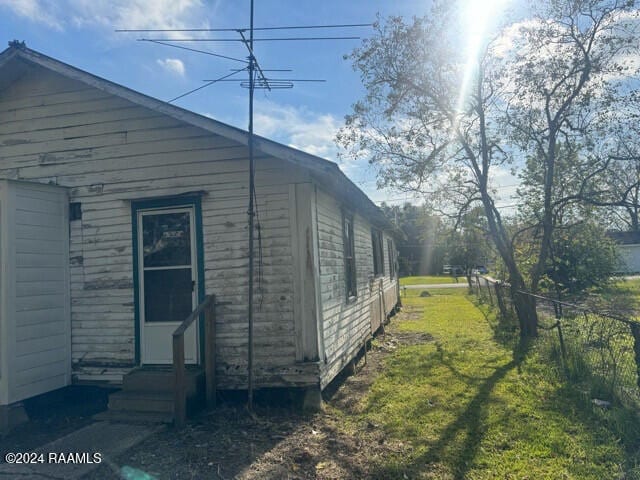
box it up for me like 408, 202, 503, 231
139, 39, 248, 64
116, 23, 372, 32
168, 68, 245, 103
139, 36, 361, 42
141, 36, 361, 42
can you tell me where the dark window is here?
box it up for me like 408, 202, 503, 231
141, 210, 194, 323
69, 202, 82, 221
343, 213, 357, 300
142, 212, 192, 268
387, 239, 396, 279
143, 269, 193, 323
372, 229, 384, 276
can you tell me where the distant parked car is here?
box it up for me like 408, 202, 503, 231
472, 266, 488, 274
444, 265, 466, 275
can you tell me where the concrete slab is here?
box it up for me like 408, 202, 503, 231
0, 421, 161, 479
0, 403, 29, 435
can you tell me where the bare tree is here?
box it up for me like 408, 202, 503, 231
338, 0, 640, 337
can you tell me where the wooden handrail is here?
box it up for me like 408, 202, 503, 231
172, 294, 217, 428
172, 295, 216, 338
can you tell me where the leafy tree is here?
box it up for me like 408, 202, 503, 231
379, 202, 447, 275
606, 128, 640, 231
338, 0, 640, 338
445, 207, 494, 278
545, 222, 619, 295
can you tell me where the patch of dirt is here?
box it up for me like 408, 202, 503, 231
0, 386, 112, 457
83, 308, 433, 479
3, 307, 430, 480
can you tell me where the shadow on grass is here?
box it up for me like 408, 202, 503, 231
549, 382, 640, 477
472, 296, 522, 353
424, 357, 519, 480
368, 357, 520, 480
540, 337, 640, 475
364, 294, 539, 480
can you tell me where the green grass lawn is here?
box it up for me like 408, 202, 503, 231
400, 275, 457, 285
590, 277, 640, 319
345, 288, 640, 479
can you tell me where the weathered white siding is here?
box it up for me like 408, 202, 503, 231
0, 62, 311, 388
0, 58, 397, 393
617, 245, 640, 274
315, 188, 398, 388
0, 180, 70, 405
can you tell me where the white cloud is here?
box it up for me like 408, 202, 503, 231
489, 165, 519, 210
253, 100, 343, 163
157, 58, 185, 76
0, 0, 209, 32
0, 0, 63, 30
69, 0, 208, 31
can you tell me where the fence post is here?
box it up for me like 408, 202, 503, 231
630, 322, 640, 389
556, 321, 568, 369
494, 282, 506, 318
486, 278, 494, 306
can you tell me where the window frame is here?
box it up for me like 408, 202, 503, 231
371, 228, 385, 277
343, 212, 357, 302
387, 238, 396, 279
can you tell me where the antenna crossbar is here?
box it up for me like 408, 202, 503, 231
237, 30, 271, 91
204, 78, 325, 82
116, 23, 372, 32
139, 36, 361, 42
242, 80, 293, 89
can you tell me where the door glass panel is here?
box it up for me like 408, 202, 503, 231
144, 269, 193, 323
142, 212, 191, 268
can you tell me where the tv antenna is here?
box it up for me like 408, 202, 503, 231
118, 2, 371, 411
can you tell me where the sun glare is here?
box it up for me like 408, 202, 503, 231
456, 0, 508, 114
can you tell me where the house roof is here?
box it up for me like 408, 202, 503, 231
607, 230, 640, 245
0, 41, 397, 233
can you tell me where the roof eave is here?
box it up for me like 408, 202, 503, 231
1, 44, 391, 227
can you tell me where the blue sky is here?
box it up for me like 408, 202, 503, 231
0, 0, 431, 204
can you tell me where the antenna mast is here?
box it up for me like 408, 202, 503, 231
246, 0, 256, 412
118, 7, 371, 414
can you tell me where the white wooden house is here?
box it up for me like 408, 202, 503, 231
608, 231, 640, 274
0, 43, 399, 424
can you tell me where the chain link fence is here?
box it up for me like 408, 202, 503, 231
472, 275, 640, 407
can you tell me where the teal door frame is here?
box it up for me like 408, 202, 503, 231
131, 194, 206, 365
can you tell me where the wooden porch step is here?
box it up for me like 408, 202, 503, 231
93, 410, 173, 424
122, 367, 204, 396
107, 389, 204, 414
102, 367, 206, 423
108, 391, 174, 413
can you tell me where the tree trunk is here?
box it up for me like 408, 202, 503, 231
478, 192, 539, 337
473, 67, 539, 338
631, 209, 639, 232
511, 288, 538, 338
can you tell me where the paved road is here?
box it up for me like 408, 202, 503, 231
402, 282, 469, 289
